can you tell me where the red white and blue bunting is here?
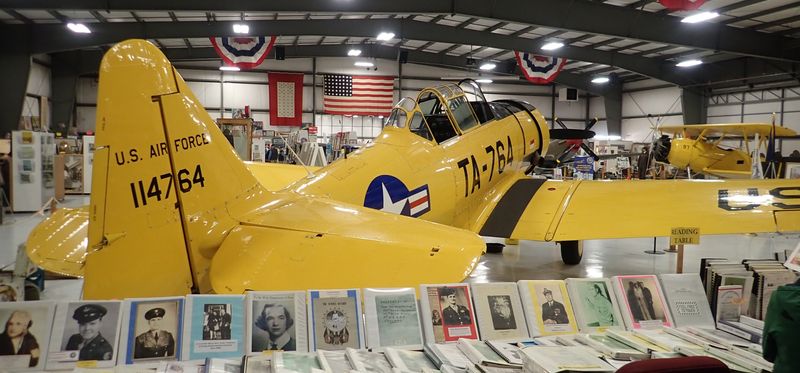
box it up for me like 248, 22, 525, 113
514, 51, 568, 84
210, 36, 277, 69
658, 0, 704, 11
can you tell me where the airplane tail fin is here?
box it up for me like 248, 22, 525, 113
85, 40, 261, 298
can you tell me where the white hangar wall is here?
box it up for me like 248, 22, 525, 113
72, 56, 608, 140
65, 56, 800, 153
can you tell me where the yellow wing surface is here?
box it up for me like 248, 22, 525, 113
244, 162, 319, 191
478, 176, 800, 241
658, 123, 797, 138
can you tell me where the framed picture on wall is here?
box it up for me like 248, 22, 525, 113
785, 162, 800, 179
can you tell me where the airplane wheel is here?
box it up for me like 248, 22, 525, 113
486, 243, 505, 254
559, 240, 583, 265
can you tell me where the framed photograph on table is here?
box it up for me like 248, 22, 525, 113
785, 162, 800, 179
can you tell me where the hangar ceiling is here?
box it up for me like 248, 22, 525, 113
1, 0, 798, 91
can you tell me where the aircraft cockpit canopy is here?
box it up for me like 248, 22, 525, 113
384, 97, 435, 142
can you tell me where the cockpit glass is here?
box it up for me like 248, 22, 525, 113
383, 108, 407, 128
409, 112, 433, 141
448, 96, 479, 133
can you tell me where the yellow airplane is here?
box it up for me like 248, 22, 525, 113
654, 123, 797, 179
26, 40, 800, 300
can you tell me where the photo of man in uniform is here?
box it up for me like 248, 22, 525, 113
64, 304, 113, 360
488, 295, 516, 330
541, 288, 569, 325
0, 310, 40, 367
439, 287, 471, 326
254, 304, 296, 351
134, 307, 175, 359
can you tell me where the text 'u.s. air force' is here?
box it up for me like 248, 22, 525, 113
113, 133, 210, 166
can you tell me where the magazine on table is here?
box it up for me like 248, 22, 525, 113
470, 283, 529, 341
484, 341, 523, 365
565, 278, 624, 333
204, 357, 241, 373
307, 289, 365, 351
119, 297, 185, 367
246, 291, 308, 354
242, 354, 271, 373
419, 284, 479, 344
517, 280, 578, 337
363, 288, 424, 351
611, 275, 673, 330
455, 339, 511, 367
519, 346, 615, 373
345, 348, 393, 373
47, 300, 122, 370
425, 343, 470, 369
658, 274, 715, 329
273, 351, 329, 373
384, 348, 438, 372
182, 295, 245, 361
0, 301, 56, 372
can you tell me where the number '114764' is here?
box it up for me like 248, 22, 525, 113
129, 164, 205, 208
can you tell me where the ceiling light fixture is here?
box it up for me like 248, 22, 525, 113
67, 23, 91, 33
219, 66, 240, 71
479, 63, 496, 71
348, 49, 362, 57
541, 42, 564, 51
376, 32, 395, 41
595, 135, 622, 141
354, 61, 374, 67
591, 76, 610, 84
475, 79, 493, 83
232, 24, 249, 34
681, 12, 719, 24
676, 59, 703, 67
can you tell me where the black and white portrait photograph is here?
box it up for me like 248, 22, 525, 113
130, 300, 180, 362
622, 278, 666, 323
60, 302, 120, 361
437, 287, 471, 326
252, 300, 297, 352
487, 295, 517, 330
535, 286, 569, 325
202, 304, 231, 341
0, 302, 55, 370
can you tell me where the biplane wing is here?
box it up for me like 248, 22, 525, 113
657, 123, 797, 138
477, 175, 800, 241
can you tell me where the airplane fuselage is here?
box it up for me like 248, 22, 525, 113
284, 105, 546, 233
668, 137, 751, 178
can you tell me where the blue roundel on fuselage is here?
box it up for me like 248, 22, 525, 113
364, 175, 431, 218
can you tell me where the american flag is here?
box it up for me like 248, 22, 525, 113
323, 74, 394, 116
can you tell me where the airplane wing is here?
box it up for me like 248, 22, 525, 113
26, 207, 89, 276
244, 162, 319, 191
658, 123, 797, 138
477, 175, 800, 241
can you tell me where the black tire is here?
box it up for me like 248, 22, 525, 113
559, 241, 583, 265
486, 243, 505, 254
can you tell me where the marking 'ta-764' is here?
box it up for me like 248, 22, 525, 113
456, 136, 514, 197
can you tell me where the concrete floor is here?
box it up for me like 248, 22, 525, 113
2, 195, 798, 300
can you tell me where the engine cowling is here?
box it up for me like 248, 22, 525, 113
653, 135, 671, 163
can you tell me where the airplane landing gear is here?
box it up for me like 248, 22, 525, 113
486, 243, 505, 254
559, 240, 583, 265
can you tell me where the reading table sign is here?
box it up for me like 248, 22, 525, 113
670, 227, 700, 245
